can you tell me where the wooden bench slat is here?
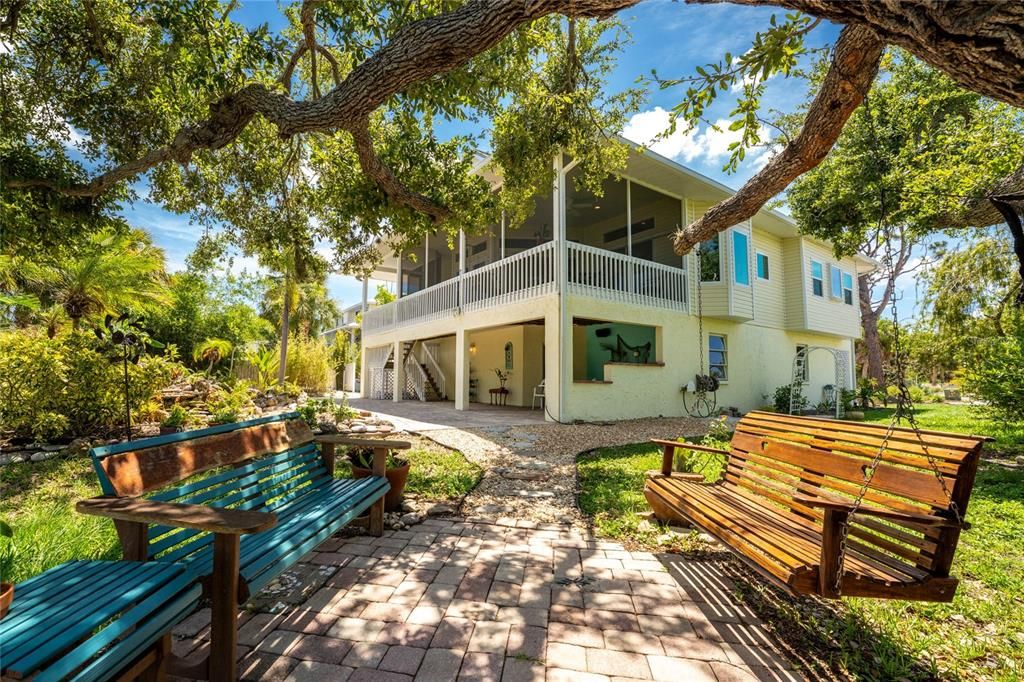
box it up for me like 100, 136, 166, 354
744, 411, 987, 451
673, 479, 916, 583
0, 562, 199, 679
738, 418, 974, 462
148, 443, 319, 505
97, 418, 315, 496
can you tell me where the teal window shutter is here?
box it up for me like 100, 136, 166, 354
733, 231, 750, 285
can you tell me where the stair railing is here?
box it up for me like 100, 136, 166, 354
403, 351, 428, 402
421, 343, 446, 399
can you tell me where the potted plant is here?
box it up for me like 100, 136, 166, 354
160, 404, 188, 435
1, 520, 13, 619
348, 447, 410, 512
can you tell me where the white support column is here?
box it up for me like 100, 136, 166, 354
500, 211, 506, 259
392, 340, 405, 402
360, 278, 368, 314
455, 328, 470, 411
459, 230, 466, 274
553, 152, 570, 422
424, 236, 430, 288
626, 179, 632, 257
396, 255, 403, 299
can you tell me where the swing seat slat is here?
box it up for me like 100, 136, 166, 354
645, 412, 989, 602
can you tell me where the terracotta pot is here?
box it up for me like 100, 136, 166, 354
350, 460, 410, 512
0, 582, 13, 619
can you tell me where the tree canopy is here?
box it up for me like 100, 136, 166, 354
2, 0, 1022, 266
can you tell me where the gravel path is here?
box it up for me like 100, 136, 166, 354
423, 417, 714, 525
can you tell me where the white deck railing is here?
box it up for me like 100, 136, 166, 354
462, 240, 557, 311
566, 242, 688, 311
362, 240, 686, 334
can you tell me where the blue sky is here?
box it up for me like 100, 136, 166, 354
106, 1, 922, 317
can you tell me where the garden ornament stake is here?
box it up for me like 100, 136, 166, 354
94, 313, 162, 442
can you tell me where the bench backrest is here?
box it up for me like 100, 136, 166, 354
727, 411, 988, 576
89, 413, 325, 560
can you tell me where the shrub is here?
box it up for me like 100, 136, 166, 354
207, 381, 254, 424
33, 413, 69, 443
773, 384, 807, 414
908, 385, 926, 403
161, 404, 188, 429
962, 333, 1024, 422
282, 334, 332, 393
0, 329, 173, 440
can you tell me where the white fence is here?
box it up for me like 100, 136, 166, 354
362, 240, 686, 333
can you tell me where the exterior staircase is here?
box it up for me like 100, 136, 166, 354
383, 341, 446, 401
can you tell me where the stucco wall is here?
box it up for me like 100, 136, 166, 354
563, 295, 854, 421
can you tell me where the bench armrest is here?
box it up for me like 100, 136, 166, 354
315, 435, 412, 449
651, 439, 730, 477
77, 496, 278, 534
793, 494, 967, 529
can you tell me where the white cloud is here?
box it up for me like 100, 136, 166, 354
622, 108, 772, 169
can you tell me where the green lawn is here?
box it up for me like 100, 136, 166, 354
0, 438, 480, 585
577, 404, 1024, 681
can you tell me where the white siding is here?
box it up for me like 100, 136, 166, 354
751, 229, 785, 328
800, 240, 861, 338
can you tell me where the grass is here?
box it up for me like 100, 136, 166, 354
577, 403, 1024, 681
336, 438, 483, 501
0, 437, 480, 585
0, 457, 117, 584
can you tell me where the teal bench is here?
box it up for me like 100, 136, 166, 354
0, 560, 200, 681
77, 413, 404, 680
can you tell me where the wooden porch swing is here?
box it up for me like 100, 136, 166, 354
645, 412, 989, 601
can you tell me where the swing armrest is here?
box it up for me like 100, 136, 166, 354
650, 440, 731, 456
651, 439, 730, 477
794, 495, 968, 529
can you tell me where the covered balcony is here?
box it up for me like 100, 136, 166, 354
363, 165, 690, 335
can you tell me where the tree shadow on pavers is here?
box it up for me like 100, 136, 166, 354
657, 553, 944, 682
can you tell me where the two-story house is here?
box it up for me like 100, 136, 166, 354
356, 142, 872, 422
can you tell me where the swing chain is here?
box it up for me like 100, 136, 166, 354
832, 189, 960, 596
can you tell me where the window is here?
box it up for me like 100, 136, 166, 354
842, 271, 854, 305
795, 344, 809, 382
829, 264, 843, 300
733, 231, 750, 285
708, 334, 728, 381
699, 236, 721, 282
810, 260, 824, 297
756, 252, 770, 280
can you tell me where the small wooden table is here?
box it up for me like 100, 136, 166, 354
489, 387, 509, 405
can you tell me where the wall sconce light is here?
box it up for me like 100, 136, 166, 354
469, 342, 477, 355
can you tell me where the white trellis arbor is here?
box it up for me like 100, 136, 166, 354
789, 346, 850, 418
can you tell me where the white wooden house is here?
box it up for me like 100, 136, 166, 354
356, 142, 872, 422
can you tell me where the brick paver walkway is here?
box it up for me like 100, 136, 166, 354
172, 519, 801, 681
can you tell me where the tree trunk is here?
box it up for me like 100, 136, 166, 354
278, 280, 290, 387
858, 275, 885, 385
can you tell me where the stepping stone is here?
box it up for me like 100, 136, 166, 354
477, 504, 515, 514
515, 460, 552, 471
515, 490, 554, 499
502, 471, 546, 481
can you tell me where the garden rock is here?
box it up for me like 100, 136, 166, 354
399, 512, 422, 526
426, 503, 456, 516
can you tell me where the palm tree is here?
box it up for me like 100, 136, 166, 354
193, 338, 233, 373
22, 229, 170, 328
